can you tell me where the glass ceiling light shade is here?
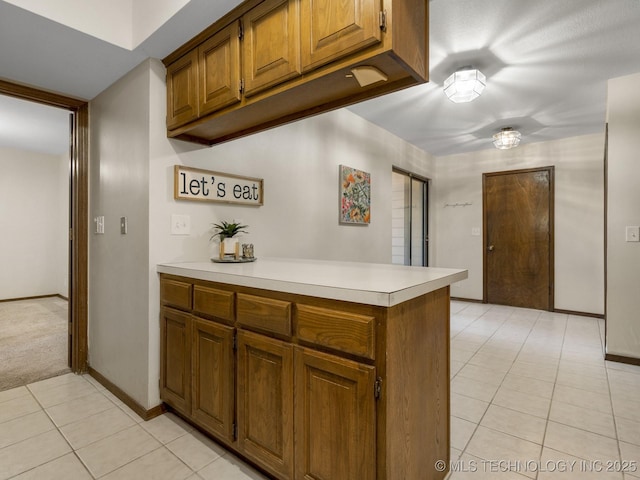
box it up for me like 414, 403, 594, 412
443, 67, 486, 103
493, 127, 522, 150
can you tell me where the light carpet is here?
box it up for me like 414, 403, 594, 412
0, 296, 70, 391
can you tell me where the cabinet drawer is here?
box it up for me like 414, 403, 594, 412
296, 304, 375, 360
193, 285, 235, 324
161, 279, 193, 311
237, 293, 292, 337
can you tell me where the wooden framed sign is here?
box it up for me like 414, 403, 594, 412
174, 165, 263, 206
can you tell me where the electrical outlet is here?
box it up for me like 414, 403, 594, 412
171, 214, 191, 235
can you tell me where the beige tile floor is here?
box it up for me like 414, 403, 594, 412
0, 374, 267, 479
1, 301, 639, 479
449, 301, 640, 479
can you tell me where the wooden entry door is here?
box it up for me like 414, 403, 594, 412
483, 167, 554, 310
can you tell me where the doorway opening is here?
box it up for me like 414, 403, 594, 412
483, 166, 555, 310
392, 168, 429, 266
0, 80, 88, 378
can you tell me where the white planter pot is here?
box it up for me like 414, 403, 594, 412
222, 237, 239, 255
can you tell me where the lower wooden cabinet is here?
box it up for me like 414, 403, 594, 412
191, 316, 235, 442
237, 330, 294, 479
160, 303, 377, 480
160, 307, 192, 415
160, 274, 452, 480
294, 347, 376, 480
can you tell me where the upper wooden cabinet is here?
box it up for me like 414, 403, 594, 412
243, 0, 301, 96
166, 50, 199, 130
300, 0, 381, 72
198, 22, 242, 117
163, 0, 428, 145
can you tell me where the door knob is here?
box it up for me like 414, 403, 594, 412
488, 245, 495, 251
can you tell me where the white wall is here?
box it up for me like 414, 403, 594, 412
434, 133, 605, 315
391, 172, 407, 265
89, 60, 151, 405
606, 72, 640, 359
4, 0, 133, 49
55, 152, 70, 296
0, 147, 68, 300
89, 59, 435, 408
132, 0, 189, 47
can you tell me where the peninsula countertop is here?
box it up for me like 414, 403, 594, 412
157, 258, 467, 307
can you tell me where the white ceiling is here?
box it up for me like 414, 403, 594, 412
1, 0, 640, 157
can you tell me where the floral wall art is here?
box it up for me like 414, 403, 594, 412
339, 165, 371, 225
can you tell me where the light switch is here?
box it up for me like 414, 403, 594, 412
120, 217, 128, 235
94, 216, 104, 234
626, 226, 640, 242
171, 214, 191, 235
471, 227, 481, 237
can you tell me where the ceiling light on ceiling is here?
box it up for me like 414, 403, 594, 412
492, 127, 522, 150
443, 67, 486, 103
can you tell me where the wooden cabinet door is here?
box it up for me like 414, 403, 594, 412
300, 0, 382, 72
191, 317, 235, 443
166, 50, 199, 129
295, 346, 376, 480
198, 21, 242, 116
160, 307, 191, 415
242, 0, 301, 97
237, 330, 294, 480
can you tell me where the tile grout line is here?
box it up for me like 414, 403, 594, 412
478, 308, 545, 480
454, 306, 539, 469
535, 311, 570, 480
597, 314, 624, 465
10, 374, 98, 479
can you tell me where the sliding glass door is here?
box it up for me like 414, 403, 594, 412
391, 169, 429, 266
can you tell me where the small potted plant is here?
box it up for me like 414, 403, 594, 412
211, 220, 248, 259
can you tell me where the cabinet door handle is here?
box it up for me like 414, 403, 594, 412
488, 245, 495, 252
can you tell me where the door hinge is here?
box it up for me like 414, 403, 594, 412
69, 228, 73, 241
232, 422, 238, 440
239, 79, 245, 95
374, 377, 383, 400
238, 19, 244, 40
379, 10, 387, 31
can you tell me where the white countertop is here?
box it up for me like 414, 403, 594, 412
157, 258, 467, 307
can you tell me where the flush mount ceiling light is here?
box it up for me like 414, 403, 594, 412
492, 127, 522, 150
443, 67, 486, 103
